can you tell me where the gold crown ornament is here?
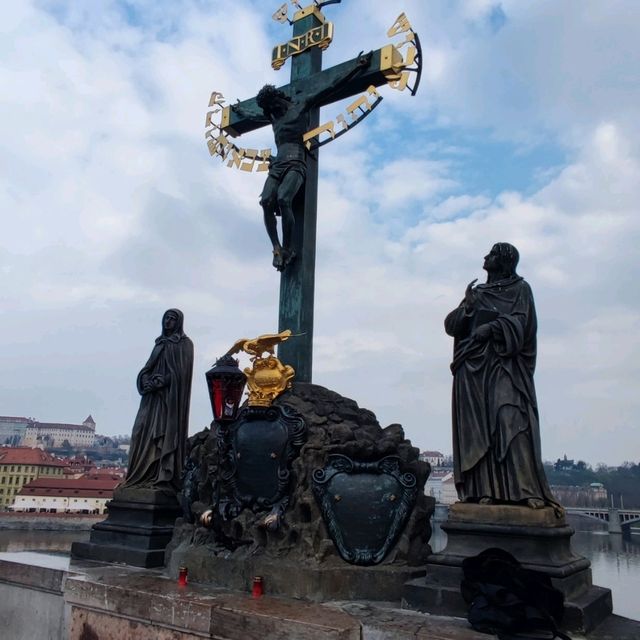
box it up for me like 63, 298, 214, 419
225, 330, 295, 407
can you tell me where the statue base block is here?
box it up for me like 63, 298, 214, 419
166, 544, 425, 602
71, 487, 182, 568
402, 503, 612, 633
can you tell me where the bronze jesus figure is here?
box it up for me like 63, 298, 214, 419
233, 52, 371, 271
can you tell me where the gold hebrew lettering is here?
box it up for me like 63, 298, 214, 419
227, 147, 244, 169
395, 31, 417, 51
346, 94, 372, 121
387, 13, 412, 38
205, 120, 221, 135
204, 127, 220, 146
257, 149, 272, 172
272, 3, 289, 23
303, 121, 336, 149
209, 132, 233, 159
387, 71, 410, 92
336, 114, 349, 132
208, 92, 226, 108
402, 45, 417, 67
205, 109, 223, 127
240, 149, 258, 172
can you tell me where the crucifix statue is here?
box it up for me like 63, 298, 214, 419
205, 1, 422, 382
232, 51, 373, 272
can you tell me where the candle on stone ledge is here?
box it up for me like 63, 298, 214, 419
252, 576, 264, 598
178, 566, 188, 587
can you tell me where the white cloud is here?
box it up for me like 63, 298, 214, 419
428, 194, 491, 221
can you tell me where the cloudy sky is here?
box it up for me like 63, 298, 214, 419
2, 0, 639, 465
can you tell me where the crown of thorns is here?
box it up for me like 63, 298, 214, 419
256, 84, 291, 111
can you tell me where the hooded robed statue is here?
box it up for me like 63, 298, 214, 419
122, 309, 194, 492
445, 243, 557, 510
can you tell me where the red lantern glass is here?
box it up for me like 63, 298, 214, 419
205, 355, 247, 423
178, 566, 188, 587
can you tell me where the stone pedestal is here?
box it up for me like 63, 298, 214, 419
403, 503, 612, 633
166, 542, 424, 603
71, 487, 182, 568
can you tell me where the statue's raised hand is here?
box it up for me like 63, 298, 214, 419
464, 278, 478, 313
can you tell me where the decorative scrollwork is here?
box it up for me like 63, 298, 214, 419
213, 405, 307, 522
312, 454, 418, 566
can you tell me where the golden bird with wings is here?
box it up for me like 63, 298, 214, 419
225, 329, 292, 360
224, 330, 295, 406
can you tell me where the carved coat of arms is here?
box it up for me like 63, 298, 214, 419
312, 455, 418, 565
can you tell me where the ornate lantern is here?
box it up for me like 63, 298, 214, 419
205, 355, 247, 422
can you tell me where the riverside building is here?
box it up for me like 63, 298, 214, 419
0, 447, 66, 509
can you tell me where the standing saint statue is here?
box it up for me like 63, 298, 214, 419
233, 52, 372, 271
122, 309, 194, 492
445, 243, 557, 510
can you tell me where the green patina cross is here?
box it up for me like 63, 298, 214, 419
216, 3, 420, 382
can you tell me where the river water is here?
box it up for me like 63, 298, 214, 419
0, 517, 638, 621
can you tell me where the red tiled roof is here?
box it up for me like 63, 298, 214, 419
0, 447, 67, 466
18, 476, 121, 498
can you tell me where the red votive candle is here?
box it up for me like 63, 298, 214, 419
252, 576, 264, 598
178, 566, 188, 587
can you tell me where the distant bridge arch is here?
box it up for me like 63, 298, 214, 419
565, 507, 640, 534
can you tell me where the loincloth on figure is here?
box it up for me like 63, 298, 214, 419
261, 143, 307, 215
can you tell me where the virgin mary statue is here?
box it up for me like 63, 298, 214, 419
122, 309, 194, 492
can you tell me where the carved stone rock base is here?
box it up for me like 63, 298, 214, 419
166, 544, 425, 602
402, 503, 612, 633
71, 488, 181, 568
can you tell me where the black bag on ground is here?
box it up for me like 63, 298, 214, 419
461, 547, 572, 640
